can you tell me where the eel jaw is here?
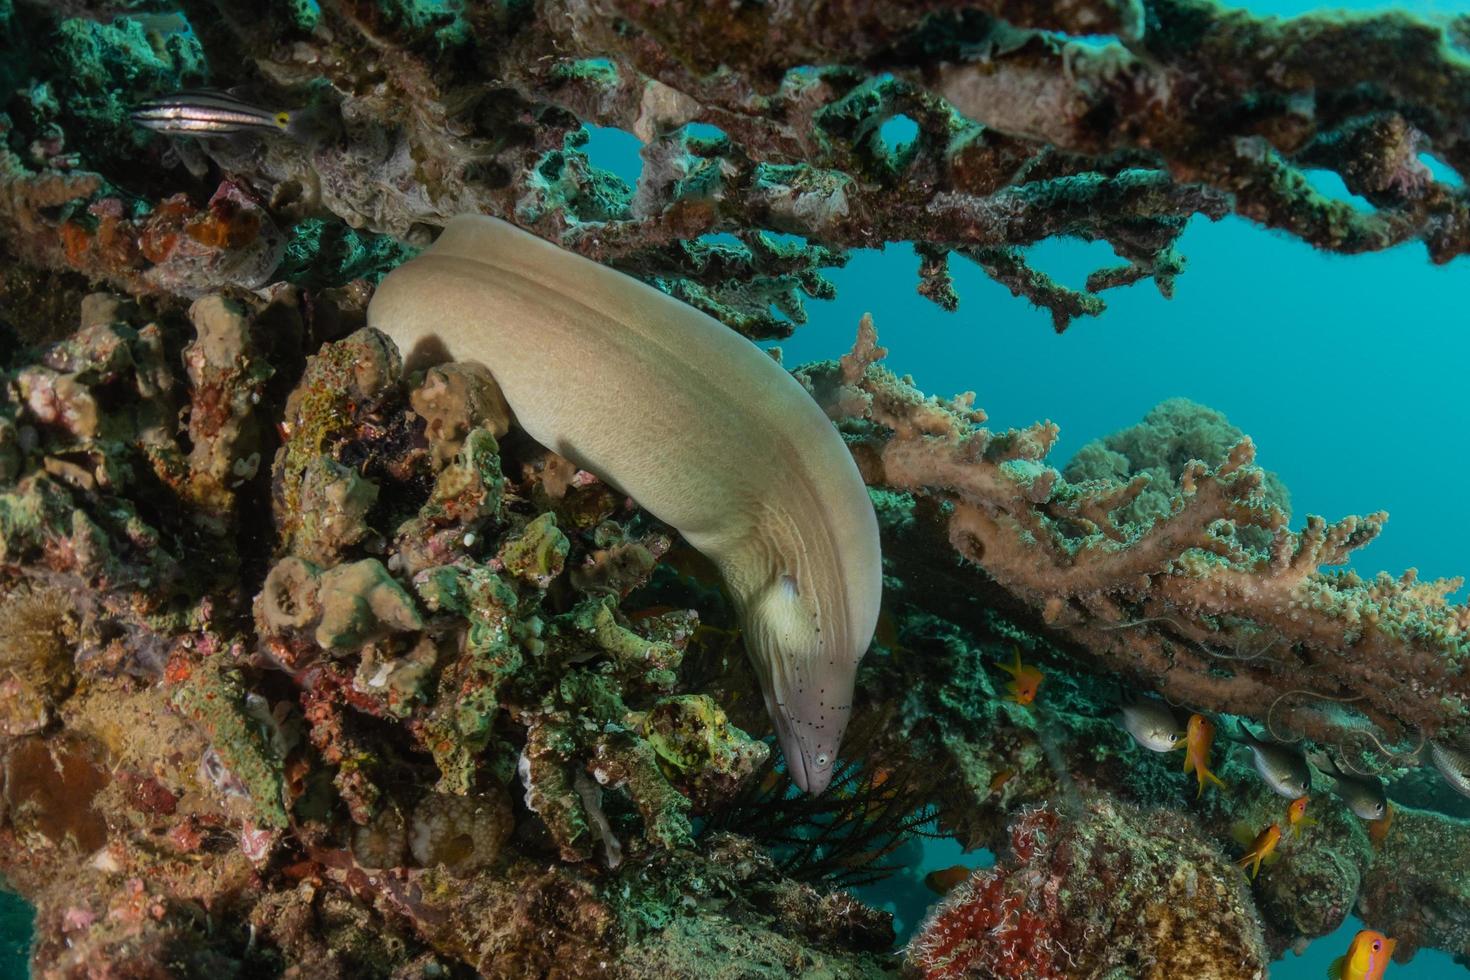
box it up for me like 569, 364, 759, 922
760, 677, 836, 795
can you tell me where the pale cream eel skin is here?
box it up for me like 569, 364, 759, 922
367, 215, 883, 794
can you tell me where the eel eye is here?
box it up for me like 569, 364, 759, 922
1372, 941, 1382, 951
275, 112, 290, 128
814, 753, 830, 768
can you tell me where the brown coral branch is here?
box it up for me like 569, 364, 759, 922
802, 315, 1470, 751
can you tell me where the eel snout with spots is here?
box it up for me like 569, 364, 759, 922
366, 214, 883, 794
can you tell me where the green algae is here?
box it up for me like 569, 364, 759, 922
277, 219, 418, 289
497, 511, 569, 589
169, 658, 289, 829
565, 596, 683, 689
49, 14, 206, 158
416, 561, 522, 793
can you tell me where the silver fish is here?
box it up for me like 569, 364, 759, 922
130, 89, 295, 138
1428, 739, 1470, 798
1232, 721, 1312, 799
1116, 698, 1184, 753
1309, 751, 1388, 820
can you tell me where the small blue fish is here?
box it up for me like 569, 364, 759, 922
130, 89, 297, 139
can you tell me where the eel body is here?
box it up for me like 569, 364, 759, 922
367, 215, 882, 794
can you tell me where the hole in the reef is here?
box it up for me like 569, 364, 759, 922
760, 230, 809, 247
879, 114, 919, 155
1055, 32, 1117, 49
1302, 168, 1374, 212
684, 122, 726, 141
1419, 151, 1464, 188
850, 831, 997, 944
697, 232, 743, 248
1011, 237, 1117, 290
580, 124, 643, 185
1, 886, 35, 971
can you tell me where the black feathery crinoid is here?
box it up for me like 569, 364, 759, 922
698, 705, 944, 888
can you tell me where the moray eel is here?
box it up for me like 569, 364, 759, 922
367, 215, 882, 794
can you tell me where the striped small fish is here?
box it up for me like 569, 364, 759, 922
130, 89, 294, 138
1428, 739, 1470, 798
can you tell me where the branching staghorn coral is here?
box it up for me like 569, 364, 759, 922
1, 0, 1466, 332
801, 315, 1469, 753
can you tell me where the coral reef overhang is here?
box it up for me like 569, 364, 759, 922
1, 0, 1469, 976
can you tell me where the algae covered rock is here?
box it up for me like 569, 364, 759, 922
909, 800, 1267, 979
637, 694, 770, 811
1064, 398, 1291, 550
496, 510, 570, 589
256, 555, 423, 655
315, 558, 423, 651
410, 361, 512, 469
0, 587, 76, 736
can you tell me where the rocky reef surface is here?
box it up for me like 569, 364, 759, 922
1, 0, 1469, 978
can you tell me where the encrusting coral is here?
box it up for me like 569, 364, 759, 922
2, 0, 1470, 975
1, 1, 1467, 332
803, 315, 1469, 754
6, 286, 1470, 973
908, 802, 1268, 979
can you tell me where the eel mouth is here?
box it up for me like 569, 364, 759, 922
772, 706, 820, 794
759, 673, 834, 795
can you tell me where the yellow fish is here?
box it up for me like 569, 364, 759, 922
998, 647, 1044, 706
1368, 803, 1394, 850
1235, 821, 1281, 880
1183, 714, 1227, 797
1328, 929, 1395, 979
1287, 795, 1317, 837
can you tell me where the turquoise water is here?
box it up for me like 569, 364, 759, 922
0, 891, 29, 980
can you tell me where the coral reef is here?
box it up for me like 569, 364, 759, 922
0, 296, 889, 975
2, 0, 1467, 334
908, 801, 1267, 978
1064, 397, 1292, 551
7, 288, 1470, 973
3, 0, 1470, 975
802, 316, 1468, 753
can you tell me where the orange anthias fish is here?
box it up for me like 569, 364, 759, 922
1328, 929, 1396, 980
1287, 795, 1317, 837
1368, 803, 1395, 850
989, 769, 1015, 795
1183, 714, 1227, 797
1235, 821, 1281, 880
998, 647, 1044, 706
924, 864, 973, 895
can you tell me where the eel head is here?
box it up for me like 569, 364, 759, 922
744, 572, 858, 795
